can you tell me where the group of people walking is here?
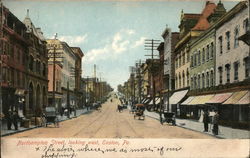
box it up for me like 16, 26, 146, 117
200, 108, 219, 135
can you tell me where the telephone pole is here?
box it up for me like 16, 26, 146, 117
144, 39, 161, 111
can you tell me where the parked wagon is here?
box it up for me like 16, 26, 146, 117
44, 107, 59, 127
134, 104, 145, 120
160, 111, 176, 125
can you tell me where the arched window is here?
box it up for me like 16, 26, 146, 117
202, 73, 205, 88
206, 72, 210, 87
29, 55, 34, 71
182, 71, 185, 87
210, 70, 214, 86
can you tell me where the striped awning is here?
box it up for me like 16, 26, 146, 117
206, 93, 232, 104
223, 91, 248, 104
181, 96, 195, 105
168, 90, 188, 105
236, 91, 250, 104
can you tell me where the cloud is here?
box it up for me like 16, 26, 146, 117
84, 29, 136, 63
131, 37, 146, 48
58, 34, 87, 46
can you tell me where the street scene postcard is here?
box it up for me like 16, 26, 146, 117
0, 0, 249, 157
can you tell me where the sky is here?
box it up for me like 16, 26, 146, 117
3, 0, 238, 90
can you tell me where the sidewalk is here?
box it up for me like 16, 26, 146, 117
144, 110, 250, 139
1, 108, 88, 137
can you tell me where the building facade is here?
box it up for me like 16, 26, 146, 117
47, 39, 76, 110
23, 10, 48, 117
1, 6, 29, 118
71, 47, 84, 109
216, 1, 249, 86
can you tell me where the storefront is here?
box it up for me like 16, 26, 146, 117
164, 89, 188, 113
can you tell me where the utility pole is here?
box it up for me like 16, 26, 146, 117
47, 34, 63, 110
52, 34, 57, 108
0, 1, 4, 121
144, 39, 161, 111
136, 60, 142, 103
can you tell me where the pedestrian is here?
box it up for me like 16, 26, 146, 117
6, 110, 12, 130
212, 110, 219, 135
203, 109, 209, 132
12, 110, 20, 130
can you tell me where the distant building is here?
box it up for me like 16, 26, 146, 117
46, 39, 76, 110
71, 47, 84, 109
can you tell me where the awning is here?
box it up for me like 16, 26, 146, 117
181, 96, 195, 105
189, 94, 215, 105
236, 91, 250, 104
147, 98, 160, 105
169, 90, 188, 105
142, 98, 150, 104
15, 89, 25, 96
206, 92, 232, 104
155, 98, 161, 105
223, 91, 248, 104
187, 96, 203, 105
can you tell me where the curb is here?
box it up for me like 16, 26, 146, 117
145, 113, 224, 139
1, 110, 89, 137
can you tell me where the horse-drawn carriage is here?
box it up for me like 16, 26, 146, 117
44, 107, 59, 127
134, 104, 145, 120
160, 111, 176, 125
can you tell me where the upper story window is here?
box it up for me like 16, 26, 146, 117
210, 42, 214, 59
206, 45, 209, 61
243, 18, 249, 33
206, 72, 210, 88
210, 71, 214, 87
234, 62, 239, 81
218, 36, 223, 54
234, 26, 239, 48
202, 73, 205, 88
191, 55, 193, 67
182, 53, 185, 65
244, 57, 250, 78
225, 64, 231, 83
29, 55, 34, 71
218, 66, 223, 84
202, 49, 205, 63
187, 51, 190, 62
226, 31, 230, 51
198, 51, 201, 65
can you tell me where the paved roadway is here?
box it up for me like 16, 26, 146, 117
4, 95, 214, 138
